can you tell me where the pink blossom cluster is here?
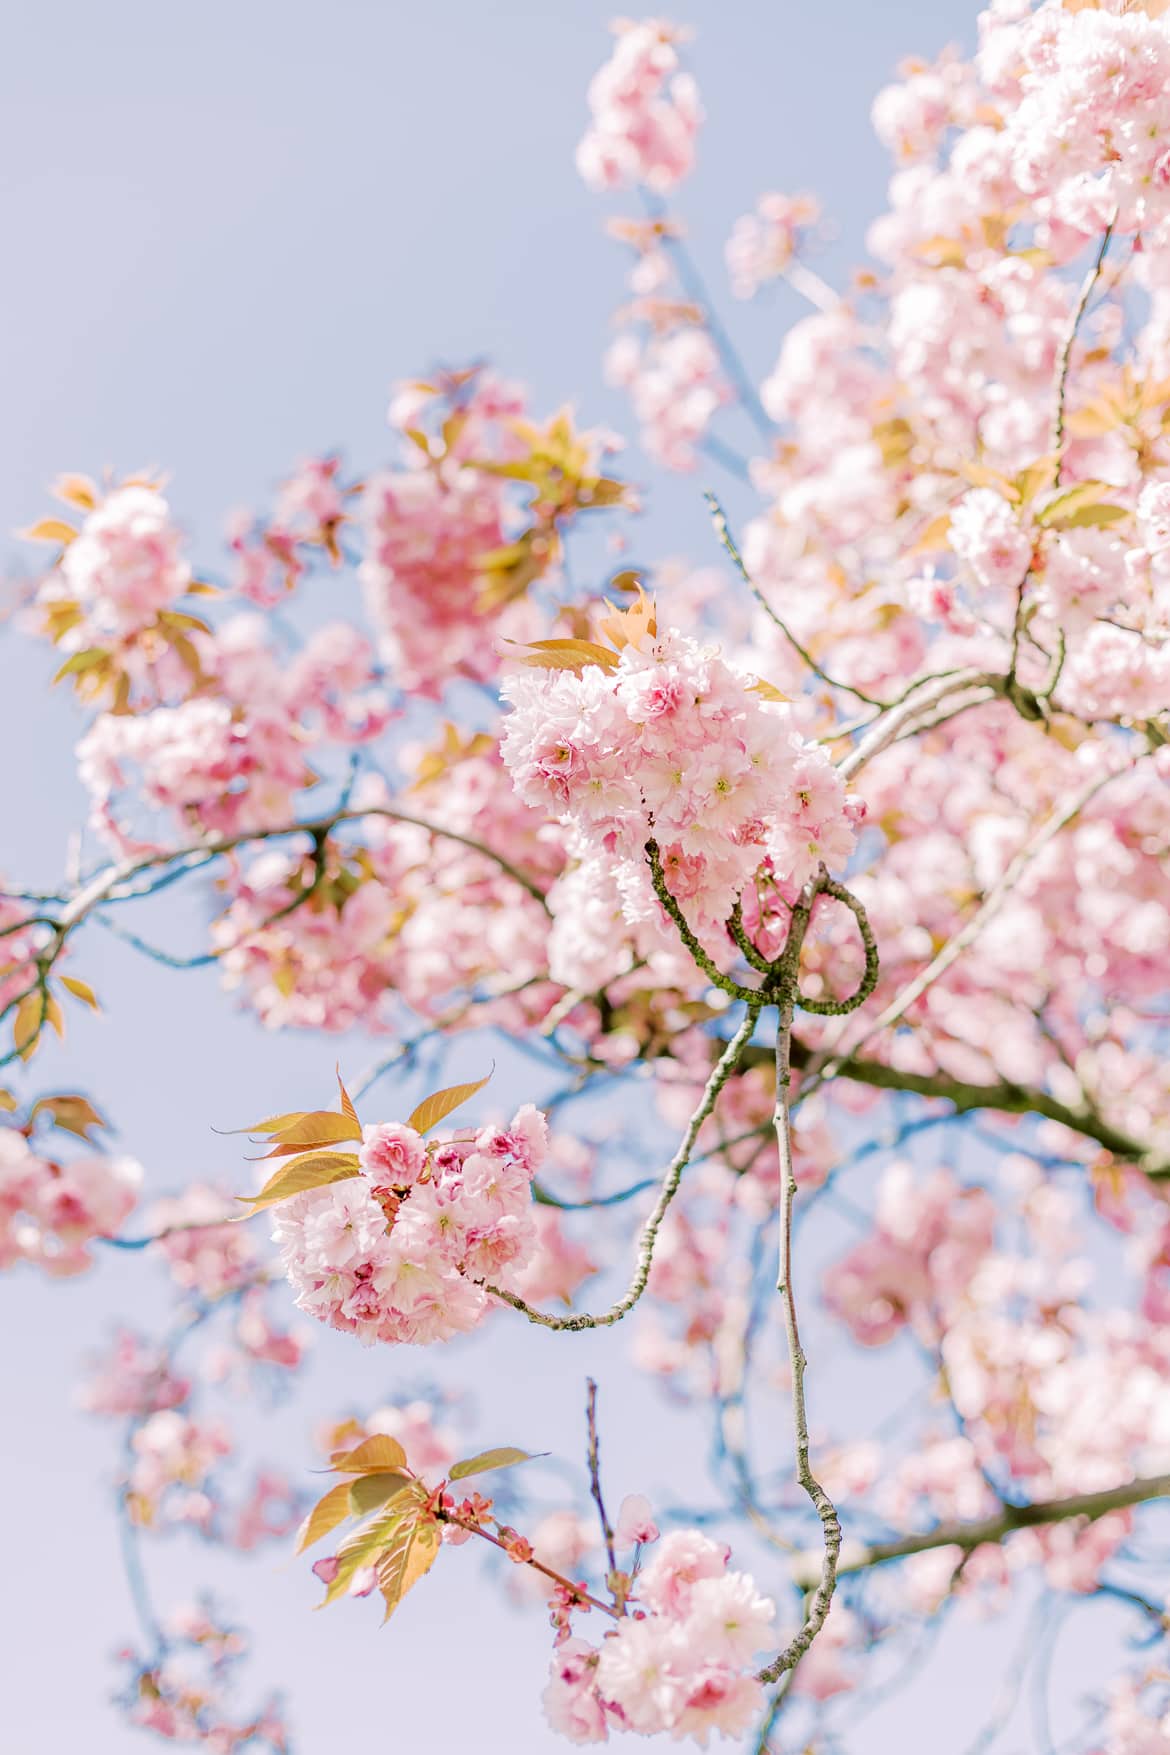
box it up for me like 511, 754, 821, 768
725, 193, 821, 299
229, 455, 352, 605
544, 1527, 776, 1745
1092, 1677, 1170, 1754
120, 1608, 288, 1751
0, 1125, 140, 1274
78, 1329, 191, 1418
985, 1, 1170, 237
76, 615, 389, 849
233, 1470, 303, 1551
126, 1409, 232, 1529
576, 19, 701, 193
358, 370, 540, 697
38, 483, 192, 645
604, 328, 730, 470
272, 1105, 550, 1346
502, 625, 861, 943
149, 1184, 267, 1300
213, 751, 559, 1032
823, 1162, 997, 1347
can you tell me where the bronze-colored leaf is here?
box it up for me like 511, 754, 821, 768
60, 975, 100, 1011
406, 1074, 491, 1136
502, 637, 621, 675
19, 517, 78, 546
330, 1435, 409, 1474
217, 1110, 308, 1138
30, 1093, 108, 1141
234, 1152, 361, 1217
295, 1480, 353, 1554
259, 1110, 362, 1153
375, 1512, 441, 1624
336, 1069, 360, 1130
50, 473, 99, 511
12, 992, 44, 1059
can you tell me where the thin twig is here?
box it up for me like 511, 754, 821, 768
488, 1005, 761, 1331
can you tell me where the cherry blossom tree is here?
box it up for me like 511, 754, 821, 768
4, 2, 1170, 1748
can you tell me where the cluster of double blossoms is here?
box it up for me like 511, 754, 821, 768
545, 1522, 778, 1746
503, 620, 862, 983
274, 1105, 549, 1346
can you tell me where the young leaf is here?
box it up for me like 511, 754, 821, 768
12, 992, 44, 1059
295, 1480, 353, 1554
234, 1151, 361, 1217
316, 1511, 403, 1608
1047, 501, 1129, 532
60, 976, 100, 1011
50, 473, 99, 511
19, 517, 78, 546
407, 1074, 492, 1136
260, 1110, 363, 1153
336, 1069, 360, 1130
448, 1447, 537, 1482
1035, 480, 1122, 527
29, 1093, 107, 1141
0, 1090, 16, 1113
52, 648, 108, 683
502, 637, 621, 675
216, 1111, 308, 1138
375, 1512, 442, 1623
348, 1472, 415, 1517
330, 1435, 409, 1474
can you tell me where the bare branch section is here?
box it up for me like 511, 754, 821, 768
752, 1042, 1170, 1183
790, 1473, 1170, 1590
757, 874, 842, 1686
488, 1003, 763, 1332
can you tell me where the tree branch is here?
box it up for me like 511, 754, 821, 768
791, 1473, 1170, 1589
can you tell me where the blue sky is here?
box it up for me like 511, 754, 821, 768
8, 4, 1134, 1752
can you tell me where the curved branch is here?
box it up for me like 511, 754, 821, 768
488, 1004, 762, 1332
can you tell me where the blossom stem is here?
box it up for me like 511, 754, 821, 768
437, 1510, 619, 1619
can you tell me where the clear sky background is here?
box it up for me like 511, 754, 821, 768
1, 4, 1137, 1752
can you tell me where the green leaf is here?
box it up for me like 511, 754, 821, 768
234, 1151, 361, 1217
295, 1480, 353, 1554
407, 1074, 491, 1137
330, 1435, 409, 1474
448, 1447, 537, 1482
